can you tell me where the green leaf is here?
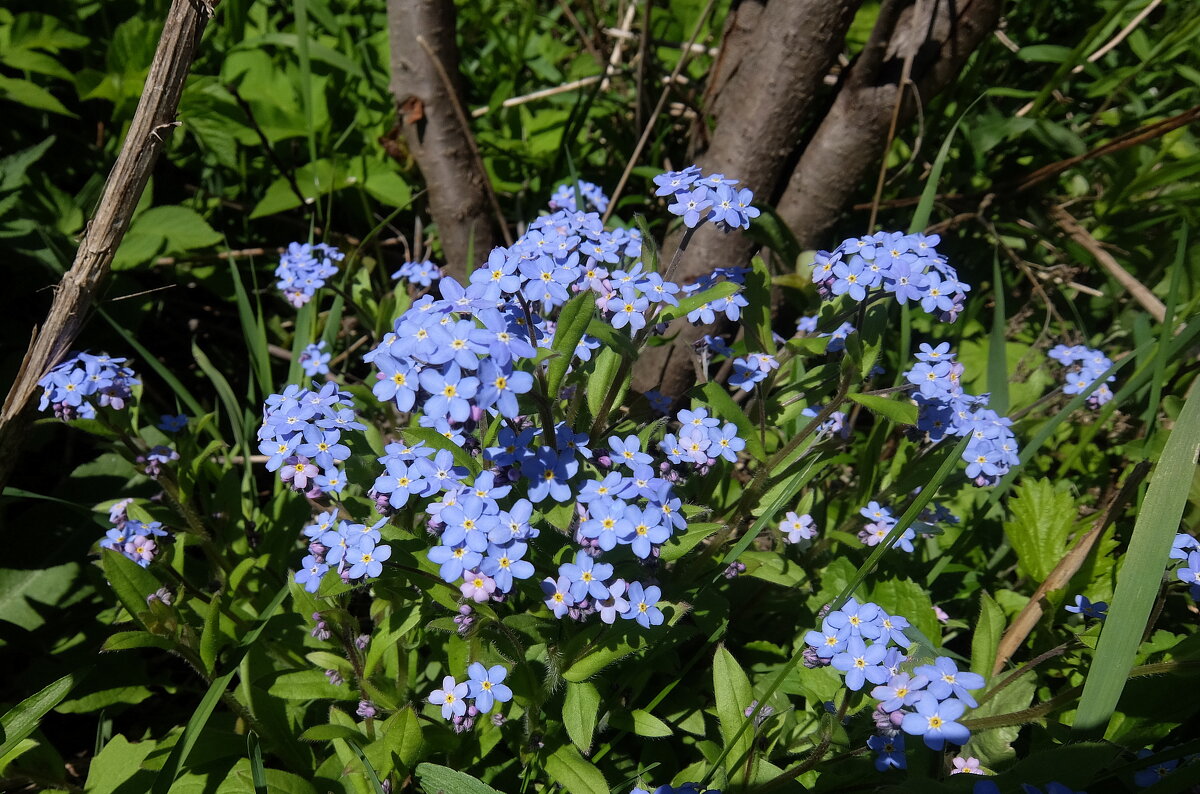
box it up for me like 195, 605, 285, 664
586, 347, 623, 420
268, 669, 355, 700
1002, 478, 1077, 582
742, 256, 775, 355
194, 341, 247, 451
113, 206, 222, 269
380, 707, 424, 770
0, 563, 81, 630
544, 745, 608, 794
547, 291, 596, 399
607, 709, 672, 738
908, 97, 981, 233
846, 392, 918, 426
987, 251, 1010, 414
151, 583, 289, 793
970, 592, 1006, 679
200, 589, 223, 675
102, 631, 178, 653
584, 318, 638, 360
1075, 378, 1200, 736
101, 549, 160, 629
415, 762, 503, 794
700, 381, 766, 461
563, 681, 600, 753
85, 734, 155, 792
562, 624, 647, 683
660, 522, 723, 562
56, 685, 152, 714
400, 426, 478, 474
713, 646, 754, 774
0, 673, 74, 760
868, 578, 939, 648
655, 280, 739, 325
964, 674, 1036, 767
247, 733, 267, 794
0, 75, 76, 115
299, 724, 364, 742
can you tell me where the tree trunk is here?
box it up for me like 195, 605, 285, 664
386, 0, 501, 279
776, 0, 1003, 248
633, 0, 864, 398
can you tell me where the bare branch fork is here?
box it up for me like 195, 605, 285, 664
0, 0, 218, 492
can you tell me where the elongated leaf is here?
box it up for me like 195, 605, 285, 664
102, 631, 178, 653
247, 733, 268, 794
608, 709, 672, 738
908, 97, 982, 233
200, 589, 223, 675
586, 347, 623, 420
230, 260, 273, 399
0, 674, 74, 759
544, 745, 608, 794
415, 762, 502, 794
971, 592, 1006, 679
655, 280, 739, 324
660, 522, 723, 562
151, 583, 289, 793
847, 392, 918, 426
98, 308, 205, 419
547, 292, 596, 399
713, 646, 754, 774
101, 549, 159, 629
193, 342, 246, 451
701, 381, 766, 461
1074, 377, 1200, 736
298, 724, 363, 742
563, 681, 600, 752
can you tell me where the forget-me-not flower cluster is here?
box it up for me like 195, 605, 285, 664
37, 351, 139, 421
258, 382, 362, 504
654, 165, 758, 231
99, 504, 170, 569
804, 598, 982, 757
1048, 343, 1115, 408
902, 342, 1020, 487
275, 242, 343, 308
809, 232, 970, 321
427, 661, 513, 731
549, 180, 610, 213
392, 259, 442, 288
297, 509, 392, 592
299, 341, 331, 377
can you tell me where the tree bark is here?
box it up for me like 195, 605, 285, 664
776, 0, 1003, 248
386, 0, 501, 279
0, 0, 216, 494
633, 0, 863, 398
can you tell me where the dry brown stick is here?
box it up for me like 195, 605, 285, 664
0, 0, 216, 493
601, 0, 719, 224
415, 34, 514, 247
1050, 205, 1167, 323
991, 463, 1149, 676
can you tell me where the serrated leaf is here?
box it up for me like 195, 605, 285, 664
847, 392, 918, 426
415, 762, 502, 794
544, 745, 608, 794
563, 681, 600, 752
1003, 479, 1077, 582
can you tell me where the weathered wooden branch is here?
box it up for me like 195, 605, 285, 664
0, 0, 217, 493
385, 0, 502, 280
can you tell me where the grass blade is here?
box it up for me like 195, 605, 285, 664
1073, 375, 1200, 736
247, 732, 268, 794
1142, 223, 1186, 433
988, 249, 1009, 415
229, 259, 273, 400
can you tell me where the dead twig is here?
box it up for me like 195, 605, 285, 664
1050, 205, 1167, 323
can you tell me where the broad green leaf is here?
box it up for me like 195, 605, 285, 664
415, 762, 502, 794
86, 735, 155, 791
712, 646, 754, 774
217, 757, 318, 794
544, 745, 608, 794
267, 669, 355, 700
847, 392, 918, 426
56, 685, 152, 714
0, 75, 76, 115
0, 673, 74, 760
113, 205, 222, 269
200, 589, 223, 675
700, 381, 766, 461
970, 592, 1006, 679
379, 707, 424, 770
869, 578, 940, 647
1003, 479, 1077, 582
547, 291, 596, 399
608, 709, 672, 738
655, 280, 740, 325
964, 674, 1035, 767
102, 631, 177, 653
563, 681, 600, 752
586, 347, 624, 420
1075, 379, 1200, 736
0, 563, 81, 630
